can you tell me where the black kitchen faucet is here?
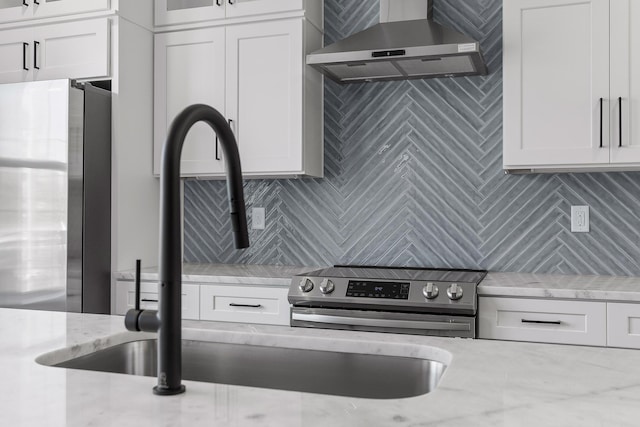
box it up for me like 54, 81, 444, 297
124, 104, 249, 395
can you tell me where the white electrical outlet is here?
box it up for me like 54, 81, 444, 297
252, 207, 265, 230
571, 206, 589, 233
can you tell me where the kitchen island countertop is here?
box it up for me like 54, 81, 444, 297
2, 307, 639, 427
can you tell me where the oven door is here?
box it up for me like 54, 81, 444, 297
291, 307, 476, 338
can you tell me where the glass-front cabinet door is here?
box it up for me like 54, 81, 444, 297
155, 0, 304, 26
225, 0, 302, 19
155, 0, 224, 26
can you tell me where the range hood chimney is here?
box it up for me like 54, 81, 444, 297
307, 0, 488, 84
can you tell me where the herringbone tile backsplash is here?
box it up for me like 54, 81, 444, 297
183, 0, 640, 276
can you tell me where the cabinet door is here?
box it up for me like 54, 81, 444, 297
607, 302, 640, 349
610, 0, 640, 164
225, 0, 302, 18
226, 19, 303, 174
0, 0, 31, 23
32, 0, 109, 20
0, 27, 33, 83
155, 0, 224, 26
503, 0, 610, 168
31, 18, 109, 81
154, 28, 226, 176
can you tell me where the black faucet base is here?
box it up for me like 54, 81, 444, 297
153, 385, 186, 396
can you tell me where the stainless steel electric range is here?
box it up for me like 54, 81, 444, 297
288, 266, 487, 338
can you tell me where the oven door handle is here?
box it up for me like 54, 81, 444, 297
291, 312, 471, 332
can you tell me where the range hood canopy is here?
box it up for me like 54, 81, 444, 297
307, 0, 488, 84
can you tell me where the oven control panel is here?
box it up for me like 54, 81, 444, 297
289, 275, 478, 315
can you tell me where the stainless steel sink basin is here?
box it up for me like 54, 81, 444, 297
50, 339, 446, 399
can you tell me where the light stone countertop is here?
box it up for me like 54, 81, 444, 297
3, 307, 640, 427
481, 272, 640, 301
116, 264, 640, 301
114, 263, 323, 287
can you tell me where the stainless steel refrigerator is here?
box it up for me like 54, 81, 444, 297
0, 79, 111, 314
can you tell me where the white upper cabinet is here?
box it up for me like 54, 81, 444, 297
30, 18, 109, 81
153, 4, 324, 179
155, 0, 307, 26
225, 19, 303, 174
225, 0, 303, 18
503, 0, 640, 172
155, 0, 224, 26
0, 18, 109, 84
610, 0, 640, 164
0, 0, 29, 23
154, 27, 227, 175
0, 26, 31, 83
503, 0, 610, 170
0, 0, 109, 23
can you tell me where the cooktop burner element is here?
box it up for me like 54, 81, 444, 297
288, 266, 487, 338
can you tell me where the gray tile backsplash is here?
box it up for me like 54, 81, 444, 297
183, 0, 640, 276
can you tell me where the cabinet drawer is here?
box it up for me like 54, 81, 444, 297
479, 297, 606, 346
200, 285, 289, 325
114, 281, 200, 320
607, 303, 640, 349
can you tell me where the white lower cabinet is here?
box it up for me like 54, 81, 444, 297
479, 297, 607, 346
114, 280, 290, 326
114, 281, 200, 320
200, 285, 290, 325
607, 302, 640, 349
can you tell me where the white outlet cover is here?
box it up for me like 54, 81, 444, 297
252, 207, 265, 230
571, 206, 589, 233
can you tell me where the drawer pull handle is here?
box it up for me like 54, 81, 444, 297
229, 303, 262, 308
141, 299, 159, 303
521, 319, 562, 325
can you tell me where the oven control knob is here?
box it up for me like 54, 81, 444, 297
299, 278, 314, 293
447, 283, 463, 300
422, 282, 439, 299
319, 279, 335, 294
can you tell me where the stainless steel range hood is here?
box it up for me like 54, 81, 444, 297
307, 0, 488, 84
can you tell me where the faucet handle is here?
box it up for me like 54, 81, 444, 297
135, 259, 141, 311
125, 259, 160, 332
